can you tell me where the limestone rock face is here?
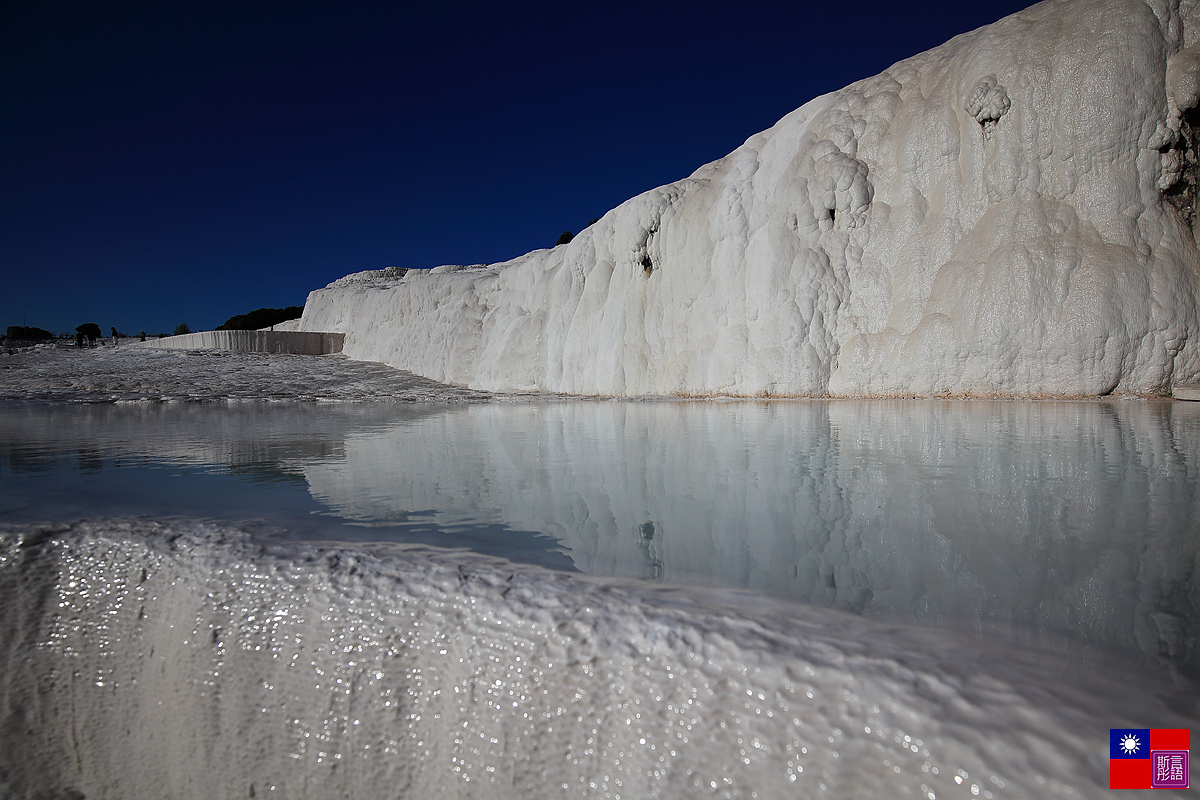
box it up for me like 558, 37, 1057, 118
301, 0, 1200, 396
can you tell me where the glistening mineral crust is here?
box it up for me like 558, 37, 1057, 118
1, 519, 1186, 798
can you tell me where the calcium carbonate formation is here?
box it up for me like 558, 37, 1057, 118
299, 0, 1200, 397
1, 519, 1183, 798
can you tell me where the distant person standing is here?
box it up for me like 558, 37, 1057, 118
76, 331, 84, 348
139, 331, 146, 342
110, 327, 119, 346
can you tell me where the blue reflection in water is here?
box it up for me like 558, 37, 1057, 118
2, 398, 1199, 676
0, 402, 574, 568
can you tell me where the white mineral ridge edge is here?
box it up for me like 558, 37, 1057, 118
0, 519, 1185, 798
299, 0, 1200, 397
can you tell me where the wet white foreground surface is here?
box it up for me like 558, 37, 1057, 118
1, 518, 1192, 799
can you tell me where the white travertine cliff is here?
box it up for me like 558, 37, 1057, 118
301, 0, 1200, 396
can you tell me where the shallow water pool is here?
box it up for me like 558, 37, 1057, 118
3, 397, 1199, 677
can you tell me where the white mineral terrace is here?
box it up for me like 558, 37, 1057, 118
5, 0, 1200, 796
300, 0, 1200, 398
0, 518, 1189, 799
2, 345, 1198, 797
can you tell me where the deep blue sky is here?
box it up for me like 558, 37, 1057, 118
2, 0, 1034, 336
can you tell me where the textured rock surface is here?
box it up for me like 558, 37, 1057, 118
301, 0, 1200, 397
1, 519, 1191, 798
0, 344, 488, 403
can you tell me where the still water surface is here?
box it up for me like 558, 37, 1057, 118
3, 398, 1199, 677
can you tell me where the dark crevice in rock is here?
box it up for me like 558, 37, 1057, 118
1164, 106, 1200, 231
639, 227, 657, 275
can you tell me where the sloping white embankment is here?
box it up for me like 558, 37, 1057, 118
301, 0, 1200, 396
1, 519, 1188, 798
141, 329, 344, 355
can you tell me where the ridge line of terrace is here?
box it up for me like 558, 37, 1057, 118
140, 330, 344, 356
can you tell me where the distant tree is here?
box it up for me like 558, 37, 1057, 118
173, 323, 191, 336
216, 305, 304, 331
556, 231, 575, 246
5, 325, 54, 341
76, 323, 102, 345
585, 217, 600, 227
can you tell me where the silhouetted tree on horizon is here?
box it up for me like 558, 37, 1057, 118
76, 323, 101, 346
5, 325, 54, 341
216, 306, 303, 331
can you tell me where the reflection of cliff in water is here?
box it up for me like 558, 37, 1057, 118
301, 400, 1200, 677
0, 402, 448, 478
